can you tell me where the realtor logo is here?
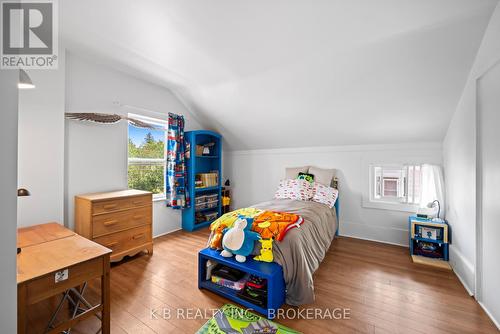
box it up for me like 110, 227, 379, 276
1, 0, 58, 69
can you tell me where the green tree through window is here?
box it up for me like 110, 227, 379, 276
128, 125, 166, 196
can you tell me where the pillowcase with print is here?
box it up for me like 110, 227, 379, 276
275, 179, 314, 201
311, 182, 338, 208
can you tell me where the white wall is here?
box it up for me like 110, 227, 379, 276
0, 71, 19, 333
65, 52, 202, 236
224, 142, 442, 246
443, 2, 500, 298
17, 53, 66, 227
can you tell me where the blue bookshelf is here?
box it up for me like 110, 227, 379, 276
182, 130, 222, 231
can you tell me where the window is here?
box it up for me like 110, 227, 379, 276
127, 114, 167, 200
368, 164, 422, 209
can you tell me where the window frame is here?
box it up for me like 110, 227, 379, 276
127, 113, 167, 201
364, 163, 422, 212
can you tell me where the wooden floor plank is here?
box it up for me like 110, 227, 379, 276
27, 230, 497, 334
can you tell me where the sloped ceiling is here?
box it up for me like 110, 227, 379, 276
62, 0, 498, 150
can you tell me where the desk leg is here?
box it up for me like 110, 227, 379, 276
17, 283, 27, 334
101, 254, 111, 334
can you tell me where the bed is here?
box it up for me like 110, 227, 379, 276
251, 197, 338, 306
205, 169, 339, 307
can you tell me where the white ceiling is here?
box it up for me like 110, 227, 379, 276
62, 0, 498, 150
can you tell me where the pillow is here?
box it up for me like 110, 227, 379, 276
297, 172, 315, 183
312, 182, 339, 208
309, 166, 336, 186
285, 166, 309, 180
275, 179, 313, 201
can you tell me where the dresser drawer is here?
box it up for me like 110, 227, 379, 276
94, 225, 152, 257
92, 194, 151, 215
92, 206, 152, 238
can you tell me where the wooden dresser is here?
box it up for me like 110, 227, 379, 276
75, 189, 153, 262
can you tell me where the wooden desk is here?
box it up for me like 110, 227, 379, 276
17, 223, 112, 334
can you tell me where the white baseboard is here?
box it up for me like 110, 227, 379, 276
338, 233, 407, 247
449, 245, 475, 296
479, 301, 500, 330
339, 221, 408, 247
153, 227, 182, 239
454, 270, 474, 296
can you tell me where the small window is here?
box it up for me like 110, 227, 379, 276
127, 114, 167, 200
370, 164, 422, 205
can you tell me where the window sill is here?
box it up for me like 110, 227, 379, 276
153, 196, 166, 202
362, 199, 418, 213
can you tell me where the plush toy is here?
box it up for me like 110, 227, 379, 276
208, 223, 227, 249
221, 216, 261, 262
208, 208, 264, 249
254, 238, 273, 262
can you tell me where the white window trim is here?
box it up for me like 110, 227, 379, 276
153, 195, 167, 202
361, 150, 442, 212
363, 163, 420, 213
128, 158, 165, 165
127, 113, 167, 200
363, 198, 419, 212
128, 112, 168, 128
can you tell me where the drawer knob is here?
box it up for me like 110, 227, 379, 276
133, 201, 144, 205
106, 242, 118, 248
132, 215, 144, 220
132, 234, 145, 240
103, 220, 118, 226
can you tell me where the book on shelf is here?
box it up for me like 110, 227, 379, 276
196, 171, 219, 188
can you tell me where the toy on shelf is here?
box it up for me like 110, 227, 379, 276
222, 180, 231, 214
196, 142, 215, 156
237, 275, 268, 308
211, 265, 248, 291
221, 217, 261, 262
222, 195, 230, 206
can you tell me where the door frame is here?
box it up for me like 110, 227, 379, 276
475, 57, 500, 308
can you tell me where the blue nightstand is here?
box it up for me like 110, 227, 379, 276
409, 215, 451, 269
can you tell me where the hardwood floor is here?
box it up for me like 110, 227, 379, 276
30, 229, 498, 333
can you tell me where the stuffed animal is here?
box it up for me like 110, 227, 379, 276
208, 223, 227, 249
221, 216, 261, 262
254, 238, 273, 262
208, 208, 264, 249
